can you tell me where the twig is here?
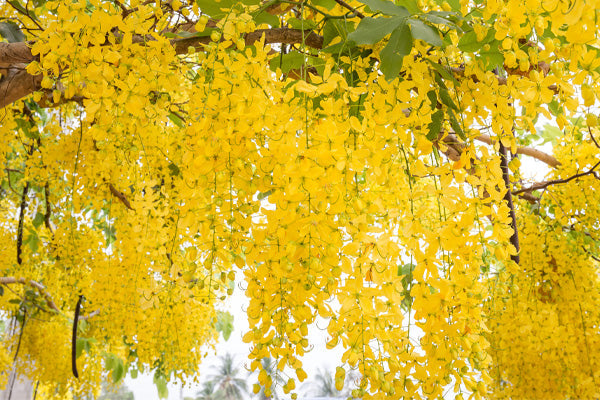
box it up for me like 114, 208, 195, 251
513, 160, 600, 195
499, 142, 520, 264
332, 0, 365, 18
588, 126, 600, 149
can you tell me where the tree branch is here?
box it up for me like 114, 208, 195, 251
475, 134, 560, 168
513, 160, 600, 195
0, 277, 59, 314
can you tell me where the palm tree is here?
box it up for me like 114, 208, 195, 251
207, 353, 248, 400
195, 380, 223, 400
307, 367, 340, 397
304, 367, 360, 398
254, 357, 285, 400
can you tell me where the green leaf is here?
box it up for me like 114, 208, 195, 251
313, 0, 338, 9
447, 109, 465, 140
425, 60, 459, 86
457, 28, 495, 52
154, 373, 169, 399
168, 162, 180, 177
257, 189, 273, 200
253, 9, 280, 27
287, 17, 317, 30
395, 0, 420, 14
215, 310, 234, 341
427, 109, 444, 140
112, 358, 125, 383
168, 112, 184, 128
323, 19, 346, 47
0, 21, 25, 43
480, 45, 504, 71
439, 88, 458, 111
421, 12, 460, 31
195, 0, 237, 18
130, 368, 138, 379
269, 51, 306, 73
32, 212, 45, 228
358, 0, 410, 16
379, 19, 411, 80
408, 18, 443, 46
348, 16, 406, 45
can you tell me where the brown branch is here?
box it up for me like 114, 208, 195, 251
475, 134, 560, 168
0, 277, 59, 313
513, 160, 600, 195
332, 0, 365, 18
169, 28, 323, 55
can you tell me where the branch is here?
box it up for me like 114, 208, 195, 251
0, 277, 59, 313
513, 160, 600, 195
475, 134, 561, 168
169, 27, 323, 55
333, 0, 365, 18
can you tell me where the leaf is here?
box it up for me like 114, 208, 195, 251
168, 162, 180, 177
154, 373, 169, 399
168, 112, 184, 128
480, 45, 504, 71
287, 18, 317, 30
408, 18, 443, 46
313, 0, 337, 9
348, 16, 405, 45
195, 0, 234, 17
257, 189, 273, 200
395, 0, 420, 14
269, 51, 305, 74
379, 19, 411, 80
32, 212, 45, 228
0, 21, 25, 43
439, 88, 459, 111
457, 28, 495, 52
112, 360, 124, 383
358, 0, 410, 16
427, 109, 444, 140
75, 338, 87, 359
323, 19, 346, 47
215, 310, 234, 341
447, 109, 465, 140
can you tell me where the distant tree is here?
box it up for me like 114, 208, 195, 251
195, 380, 224, 400
254, 357, 285, 400
305, 368, 340, 398
208, 353, 248, 400
304, 367, 360, 398
97, 381, 134, 400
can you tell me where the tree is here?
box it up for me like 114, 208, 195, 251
304, 368, 340, 398
0, 0, 600, 399
207, 353, 248, 400
194, 380, 224, 400
252, 357, 285, 400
